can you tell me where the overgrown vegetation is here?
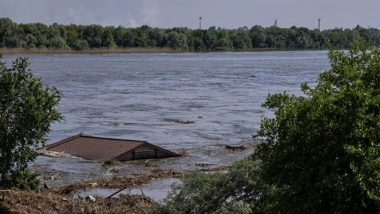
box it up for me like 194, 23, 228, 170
1, 17, 380, 51
153, 45, 380, 213
0, 56, 62, 190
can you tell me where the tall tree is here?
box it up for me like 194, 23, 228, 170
256, 44, 380, 213
0, 57, 62, 189
154, 44, 380, 213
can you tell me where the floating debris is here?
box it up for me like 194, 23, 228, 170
39, 150, 66, 158
0, 189, 152, 214
86, 195, 96, 202
54, 168, 183, 194
76, 178, 182, 202
164, 118, 195, 124
224, 145, 247, 151
195, 162, 215, 167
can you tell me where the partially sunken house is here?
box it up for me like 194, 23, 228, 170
45, 133, 180, 161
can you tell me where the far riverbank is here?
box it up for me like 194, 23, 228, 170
0, 47, 176, 55
0, 47, 307, 55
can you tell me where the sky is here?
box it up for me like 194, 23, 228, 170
0, 0, 379, 29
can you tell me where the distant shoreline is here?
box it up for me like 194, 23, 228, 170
0, 47, 178, 55
0, 47, 322, 55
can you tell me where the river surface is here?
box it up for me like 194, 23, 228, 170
4, 51, 330, 185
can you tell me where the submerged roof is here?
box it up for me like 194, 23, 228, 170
45, 133, 179, 161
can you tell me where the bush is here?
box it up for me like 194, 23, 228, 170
151, 158, 267, 213
153, 44, 380, 213
2, 169, 40, 191
255, 44, 380, 213
0, 57, 62, 189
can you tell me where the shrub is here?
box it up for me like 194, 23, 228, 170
0, 57, 62, 190
153, 44, 380, 213
2, 169, 40, 191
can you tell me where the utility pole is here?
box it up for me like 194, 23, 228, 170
199, 17, 202, 29
274, 19, 278, 27
318, 18, 321, 31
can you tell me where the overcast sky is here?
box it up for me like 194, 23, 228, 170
0, 0, 379, 29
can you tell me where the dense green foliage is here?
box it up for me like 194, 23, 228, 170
154, 45, 380, 213
152, 158, 268, 213
0, 57, 62, 190
2, 169, 40, 190
1, 17, 380, 51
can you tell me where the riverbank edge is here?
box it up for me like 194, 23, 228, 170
0, 47, 176, 55
0, 47, 325, 55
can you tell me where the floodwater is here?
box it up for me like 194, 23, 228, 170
4, 51, 330, 185
76, 178, 181, 201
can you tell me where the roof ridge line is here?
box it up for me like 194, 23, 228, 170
79, 134, 147, 143
45, 133, 84, 150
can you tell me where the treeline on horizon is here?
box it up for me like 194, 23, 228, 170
1, 17, 380, 51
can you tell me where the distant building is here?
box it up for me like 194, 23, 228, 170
45, 133, 180, 161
